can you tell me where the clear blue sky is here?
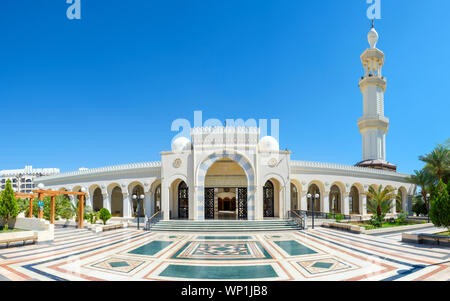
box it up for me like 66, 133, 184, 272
0, 0, 449, 174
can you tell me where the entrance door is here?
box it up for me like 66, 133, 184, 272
237, 187, 248, 220
205, 188, 215, 219
178, 181, 189, 219
263, 181, 274, 217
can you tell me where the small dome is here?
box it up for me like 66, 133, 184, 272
368, 27, 379, 49
259, 136, 279, 152
171, 137, 192, 152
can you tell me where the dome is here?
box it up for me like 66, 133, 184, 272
259, 136, 279, 152
171, 137, 192, 152
367, 27, 379, 49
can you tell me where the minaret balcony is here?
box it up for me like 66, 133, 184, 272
358, 76, 387, 93
357, 116, 389, 134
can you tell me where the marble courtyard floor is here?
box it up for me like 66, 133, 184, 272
0, 227, 449, 281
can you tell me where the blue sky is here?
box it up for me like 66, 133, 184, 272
0, 0, 448, 174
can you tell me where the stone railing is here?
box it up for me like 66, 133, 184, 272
36, 162, 161, 182
290, 160, 410, 179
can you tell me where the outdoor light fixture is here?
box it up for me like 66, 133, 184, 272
37, 183, 45, 190
132, 194, 145, 230
307, 193, 320, 229
81, 187, 87, 193
426, 193, 431, 223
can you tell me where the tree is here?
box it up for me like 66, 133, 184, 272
98, 208, 111, 225
428, 180, 450, 230
407, 169, 434, 213
366, 185, 396, 227
419, 144, 450, 182
0, 179, 19, 230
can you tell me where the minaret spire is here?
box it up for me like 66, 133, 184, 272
356, 24, 397, 171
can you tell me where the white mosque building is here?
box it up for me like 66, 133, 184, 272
36, 26, 415, 222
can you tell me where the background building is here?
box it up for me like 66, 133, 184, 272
0, 166, 60, 193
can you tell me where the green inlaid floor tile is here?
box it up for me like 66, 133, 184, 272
312, 262, 333, 269
129, 241, 173, 256
159, 264, 278, 279
109, 261, 130, 268
274, 240, 317, 256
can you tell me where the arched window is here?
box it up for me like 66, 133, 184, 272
307, 184, 321, 212
329, 185, 341, 214
349, 186, 360, 214
263, 181, 274, 217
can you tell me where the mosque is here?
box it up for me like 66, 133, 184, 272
36, 25, 415, 222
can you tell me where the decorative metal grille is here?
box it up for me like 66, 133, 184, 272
205, 188, 215, 219
178, 182, 189, 219
238, 188, 248, 220
263, 181, 274, 217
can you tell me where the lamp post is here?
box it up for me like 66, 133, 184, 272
307, 193, 320, 229
132, 194, 145, 230
426, 193, 431, 223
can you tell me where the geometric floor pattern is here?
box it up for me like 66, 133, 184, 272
0, 227, 449, 281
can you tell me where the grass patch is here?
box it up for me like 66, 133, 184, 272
435, 231, 450, 236
0, 228, 24, 233
347, 221, 425, 230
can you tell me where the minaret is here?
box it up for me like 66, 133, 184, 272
356, 23, 397, 171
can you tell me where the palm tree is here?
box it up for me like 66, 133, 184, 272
419, 145, 450, 182
366, 185, 396, 219
407, 169, 434, 212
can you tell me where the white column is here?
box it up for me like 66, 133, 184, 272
343, 193, 350, 215
122, 192, 131, 218
85, 194, 92, 209
391, 189, 397, 214
360, 193, 367, 215
69, 195, 76, 206
255, 185, 263, 220
162, 184, 170, 220
103, 193, 110, 212
300, 191, 307, 211
283, 185, 290, 219
322, 192, 330, 213
145, 192, 152, 218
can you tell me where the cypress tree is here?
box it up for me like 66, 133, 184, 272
0, 179, 19, 231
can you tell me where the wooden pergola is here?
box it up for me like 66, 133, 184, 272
14, 189, 88, 229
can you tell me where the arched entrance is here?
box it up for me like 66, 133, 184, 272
111, 186, 123, 217
263, 181, 275, 217
203, 157, 248, 220
178, 181, 189, 219
329, 185, 341, 214
131, 185, 145, 217
307, 184, 321, 212
349, 186, 360, 214
291, 183, 299, 211
154, 184, 161, 213
92, 187, 103, 212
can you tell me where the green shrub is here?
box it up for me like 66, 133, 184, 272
335, 213, 344, 222
369, 214, 385, 228
87, 211, 99, 224
429, 180, 450, 230
326, 213, 335, 219
395, 211, 408, 225
99, 208, 111, 225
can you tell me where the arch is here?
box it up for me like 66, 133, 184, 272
197, 151, 255, 220
110, 186, 123, 217
307, 182, 322, 212
130, 184, 145, 217
290, 182, 299, 211
178, 181, 189, 219
92, 187, 103, 212
263, 180, 275, 217
329, 185, 342, 214
349, 185, 361, 214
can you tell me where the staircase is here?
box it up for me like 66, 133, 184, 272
149, 219, 301, 232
